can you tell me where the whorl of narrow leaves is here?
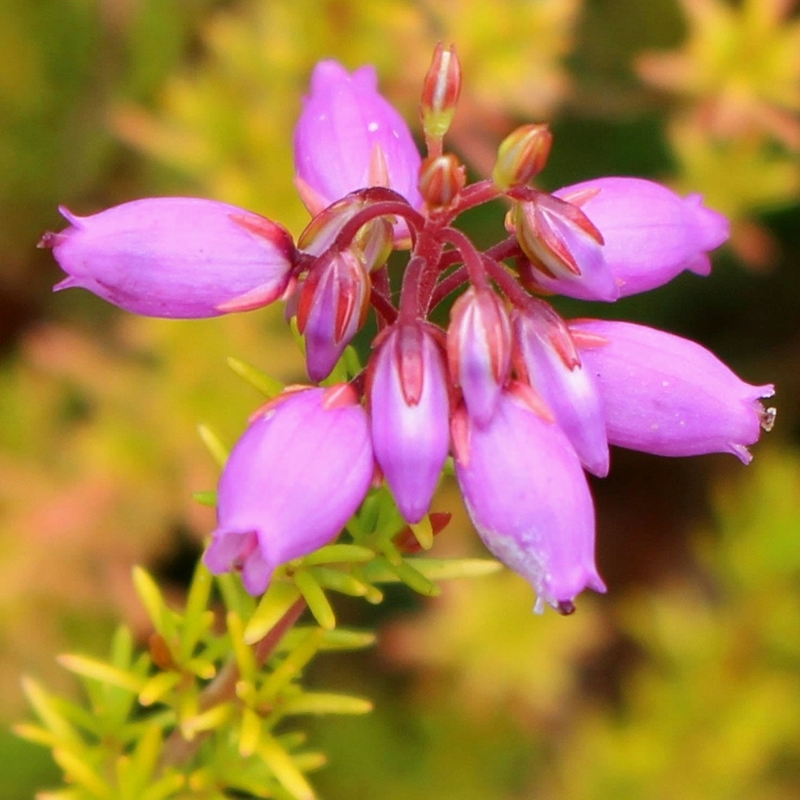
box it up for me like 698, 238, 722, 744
18, 428, 500, 800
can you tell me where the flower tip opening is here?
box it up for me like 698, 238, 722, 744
38, 231, 64, 249
52, 276, 81, 293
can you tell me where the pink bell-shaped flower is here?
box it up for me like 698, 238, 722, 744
203, 385, 374, 595
369, 323, 450, 523
554, 177, 729, 296
570, 319, 775, 463
511, 307, 609, 476
293, 60, 422, 212
454, 388, 606, 613
41, 198, 296, 318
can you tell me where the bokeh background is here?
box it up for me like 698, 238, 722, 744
1, 0, 799, 797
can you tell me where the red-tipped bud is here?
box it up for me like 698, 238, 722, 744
492, 124, 553, 190
296, 250, 370, 381
298, 192, 393, 272
447, 288, 512, 427
420, 43, 462, 141
510, 194, 619, 302
418, 154, 466, 210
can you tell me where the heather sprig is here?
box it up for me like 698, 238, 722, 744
41, 44, 774, 613
30, 43, 776, 798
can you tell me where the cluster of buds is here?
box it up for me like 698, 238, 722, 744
41, 46, 775, 613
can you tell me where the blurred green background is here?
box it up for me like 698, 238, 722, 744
1, 0, 799, 797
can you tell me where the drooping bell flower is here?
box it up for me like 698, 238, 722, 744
203, 385, 374, 595
447, 288, 512, 427
293, 60, 422, 213
40, 198, 296, 318
570, 319, 776, 463
511, 307, 609, 476
554, 177, 729, 296
369, 323, 450, 523
296, 249, 371, 381
453, 388, 606, 613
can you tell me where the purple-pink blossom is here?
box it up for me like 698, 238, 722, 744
203, 385, 374, 595
454, 389, 606, 612
42, 49, 775, 612
41, 198, 296, 318
293, 60, 423, 212
569, 319, 775, 463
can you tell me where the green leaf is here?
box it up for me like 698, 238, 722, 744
21, 677, 82, 747
244, 581, 302, 645
278, 691, 373, 716
292, 751, 328, 773
293, 570, 335, 630
191, 489, 217, 506
128, 723, 163, 791
182, 561, 214, 659
257, 733, 317, 800
371, 551, 441, 597
140, 772, 186, 800
300, 543, 375, 566
259, 628, 325, 701
196, 422, 229, 466
307, 566, 372, 597
57, 654, 145, 693
228, 611, 256, 682
239, 706, 262, 757
52, 747, 113, 799
132, 567, 180, 642
227, 356, 284, 397
138, 672, 182, 707
12, 722, 60, 748
319, 627, 376, 650
361, 556, 502, 583
180, 702, 232, 739
409, 517, 434, 550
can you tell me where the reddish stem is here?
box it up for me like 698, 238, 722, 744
439, 227, 489, 292
429, 265, 469, 309
333, 201, 425, 253
451, 179, 503, 216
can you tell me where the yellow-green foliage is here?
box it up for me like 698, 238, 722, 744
635, 0, 800, 264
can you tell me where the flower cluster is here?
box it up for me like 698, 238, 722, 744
41, 47, 775, 613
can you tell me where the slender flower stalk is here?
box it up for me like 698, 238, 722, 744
43, 48, 774, 612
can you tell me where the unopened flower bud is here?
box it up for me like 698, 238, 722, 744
511, 308, 608, 476
510, 195, 618, 301
298, 193, 393, 272
447, 288, 511, 426
492, 124, 553, 190
369, 323, 450, 523
418, 154, 466, 210
40, 198, 296, 318
296, 250, 370, 382
203, 385, 374, 595
420, 43, 461, 142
